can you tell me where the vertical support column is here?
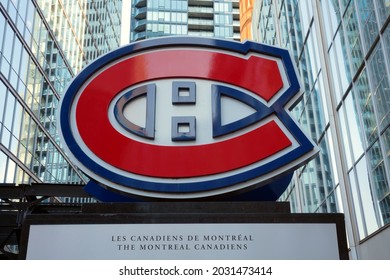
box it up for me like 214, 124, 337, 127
313, 0, 359, 259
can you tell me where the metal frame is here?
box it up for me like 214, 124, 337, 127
0, 183, 90, 259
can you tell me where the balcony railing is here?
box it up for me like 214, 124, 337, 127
134, 7, 147, 20
135, 0, 146, 8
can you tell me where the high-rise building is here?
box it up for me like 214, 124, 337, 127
130, 0, 240, 41
84, 0, 123, 63
0, 0, 123, 258
0, 0, 122, 186
239, 0, 254, 41
250, 0, 390, 259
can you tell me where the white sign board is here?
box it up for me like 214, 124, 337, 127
26, 223, 340, 260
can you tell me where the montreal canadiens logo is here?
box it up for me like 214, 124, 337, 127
58, 37, 318, 200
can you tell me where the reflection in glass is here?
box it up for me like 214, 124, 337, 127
349, 169, 365, 238
334, 27, 352, 97
384, 28, 390, 67
343, 2, 364, 75
345, 92, 364, 161
384, 127, 390, 181
367, 43, 390, 131
355, 69, 378, 145
328, 44, 343, 103
368, 141, 390, 225
356, 157, 379, 236
312, 80, 326, 136
0, 81, 6, 121
376, 0, 390, 25
356, 0, 378, 53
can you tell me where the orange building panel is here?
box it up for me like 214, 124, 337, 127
240, 0, 254, 41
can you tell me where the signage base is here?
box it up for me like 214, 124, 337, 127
20, 201, 348, 260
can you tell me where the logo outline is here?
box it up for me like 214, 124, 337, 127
58, 37, 318, 200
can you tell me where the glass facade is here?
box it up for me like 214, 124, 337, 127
252, 0, 390, 258
130, 0, 240, 41
84, 0, 122, 63
0, 0, 121, 192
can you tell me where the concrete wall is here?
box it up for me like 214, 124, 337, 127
357, 225, 390, 259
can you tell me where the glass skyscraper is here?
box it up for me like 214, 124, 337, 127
0, 0, 122, 186
251, 0, 390, 259
0, 0, 122, 257
130, 0, 240, 41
